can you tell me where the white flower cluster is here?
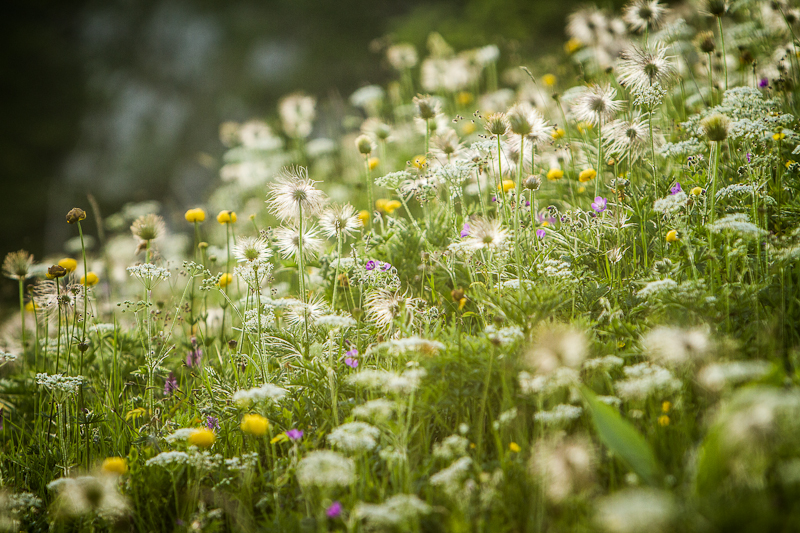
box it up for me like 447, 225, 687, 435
346, 368, 427, 395
374, 336, 445, 356
615, 363, 681, 400
432, 434, 469, 461
232, 383, 287, 407
146, 451, 191, 467
165, 428, 195, 443
35, 373, 83, 395
653, 191, 687, 215
314, 314, 356, 330
127, 263, 171, 289
658, 139, 703, 158
539, 259, 575, 281
697, 360, 774, 392
352, 494, 431, 529
430, 456, 473, 498
484, 325, 524, 345
352, 399, 397, 422
583, 355, 625, 371
707, 213, 767, 238
636, 279, 677, 299
296, 450, 355, 489
0, 351, 17, 364
594, 488, 676, 533
534, 404, 583, 426
327, 422, 381, 453
519, 368, 580, 396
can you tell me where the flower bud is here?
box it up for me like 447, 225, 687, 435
47, 265, 68, 279
66, 208, 86, 224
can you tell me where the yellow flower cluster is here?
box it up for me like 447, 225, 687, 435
185, 208, 206, 223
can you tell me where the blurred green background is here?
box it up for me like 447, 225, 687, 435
1, 0, 624, 294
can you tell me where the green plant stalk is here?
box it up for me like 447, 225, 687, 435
18, 278, 25, 367
364, 156, 374, 229
717, 17, 728, 90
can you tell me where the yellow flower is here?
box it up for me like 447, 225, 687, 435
185, 208, 206, 223
217, 210, 237, 224
509, 442, 521, 453
461, 121, 476, 135
188, 427, 216, 448
578, 168, 597, 183
498, 179, 516, 193
786, 160, 796, 169
241, 414, 269, 436
218, 273, 233, 288
658, 415, 670, 427
551, 128, 565, 139
662, 401, 671, 413
617, 341, 626, 348
458, 297, 467, 310
58, 258, 77, 272
577, 121, 593, 133
358, 210, 370, 225
542, 73, 556, 87
547, 168, 564, 181
368, 157, 380, 171
80, 272, 99, 286
25, 301, 37, 313
565, 38, 583, 54
577, 186, 586, 193
456, 91, 474, 106
666, 229, 679, 243
102, 457, 128, 475
411, 155, 427, 169
773, 132, 786, 140
690, 186, 703, 196
271, 433, 288, 444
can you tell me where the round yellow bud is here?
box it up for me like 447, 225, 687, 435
658, 415, 670, 427
218, 273, 233, 288
185, 208, 206, 223
666, 229, 679, 243
577, 186, 586, 193
241, 414, 269, 436
662, 401, 671, 413
551, 128, 565, 139
368, 157, 380, 171
80, 272, 99, 286
498, 179, 516, 193
101, 457, 128, 475
411, 155, 427, 169
58, 258, 77, 273
578, 168, 597, 183
509, 442, 521, 453
773, 132, 786, 140
217, 210, 237, 224
461, 121, 476, 135
565, 38, 583, 54
357, 210, 370, 225
542, 73, 556, 87
188, 427, 216, 448
547, 168, 564, 181
456, 91, 474, 106
691, 186, 703, 196
25, 301, 36, 313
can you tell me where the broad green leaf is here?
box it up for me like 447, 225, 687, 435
582, 386, 663, 486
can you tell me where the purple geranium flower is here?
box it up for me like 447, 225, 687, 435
345, 347, 358, 357
380, 262, 391, 271
670, 182, 682, 195
759, 78, 768, 88
206, 416, 219, 430
365, 260, 376, 271
164, 372, 178, 396
591, 196, 607, 213
491, 196, 497, 202
286, 428, 304, 441
345, 357, 359, 368
460, 223, 470, 238
536, 228, 546, 239
326, 501, 342, 519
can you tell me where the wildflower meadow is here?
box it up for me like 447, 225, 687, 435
4, 0, 800, 530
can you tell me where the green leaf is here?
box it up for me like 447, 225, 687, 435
582, 386, 663, 486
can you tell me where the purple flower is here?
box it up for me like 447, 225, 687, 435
186, 347, 202, 367
491, 196, 497, 202
345, 357, 359, 368
380, 262, 391, 272
365, 260, 376, 271
164, 372, 178, 396
326, 501, 343, 519
525, 200, 531, 207
460, 223, 470, 238
590, 196, 607, 213
536, 228, 546, 239
345, 347, 358, 357
759, 77, 769, 88
286, 428, 304, 441
206, 416, 219, 430
670, 182, 682, 195
746, 153, 752, 163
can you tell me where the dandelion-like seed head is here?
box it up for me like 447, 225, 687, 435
525, 324, 588, 374
623, 0, 668, 32
530, 434, 596, 503
267, 167, 327, 221
465, 217, 509, 251
3, 250, 34, 280
484, 113, 510, 136
355, 135, 375, 156
701, 0, 728, 17
319, 204, 362, 239
431, 129, 464, 159
617, 44, 677, 93
130, 214, 165, 243
274, 225, 325, 261
412, 94, 441, 120
604, 113, 653, 162
232, 236, 272, 263
701, 113, 730, 141
572, 84, 623, 125
694, 31, 716, 54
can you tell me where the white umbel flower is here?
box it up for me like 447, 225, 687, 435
296, 451, 355, 489
327, 422, 381, 453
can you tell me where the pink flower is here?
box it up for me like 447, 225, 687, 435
286, 428, 304, 441
326, 501, 342, 518
590, 196, 607, 213
345, 357, 359, 368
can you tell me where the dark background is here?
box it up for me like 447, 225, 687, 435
1, 0, 625, 280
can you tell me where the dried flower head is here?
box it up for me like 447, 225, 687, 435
273, 225, 325, 261
232, 236, 272, 264
701, 113, 730, 142
130, 214, 165, 243
267, 167, 327, 221
617, 44, 677, 93
3, 250, 34, 280
484, 113, 510, 136
66, 208, 86, 224
623, 0, 668, 33
412, 94, 441, 120
319, 204, 362, 239
572, 84, 623, 125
